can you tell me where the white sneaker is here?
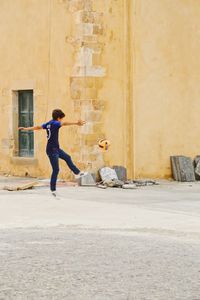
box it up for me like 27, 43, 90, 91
75, 171, 88, 179
51, 191, 60, 199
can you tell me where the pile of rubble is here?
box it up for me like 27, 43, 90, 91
171, 155, 200, 182
78, 166, 158, 189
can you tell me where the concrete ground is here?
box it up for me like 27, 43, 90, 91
0, 178, 200, 299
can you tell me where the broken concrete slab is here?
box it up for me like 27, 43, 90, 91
195, 160, 200, 177
122, 184, 137, 189
3, 181, 38, 191
178, 156, 195, 182
91, 173, 97, 182
170, 156, 180, 181
78, 173, 96, 186
124, 180, 158, 187
99, 167, 118, 181
113, 166, 127, 181
194, 156, 200, 180
97, 184, 107, 189
103, 179, 124, 188
133, 180, 158, 186
171, 156, 195, 182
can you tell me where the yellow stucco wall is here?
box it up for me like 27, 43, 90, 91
0, 0, 127, 179
133, 0, 200, 178
1, 0, 200, 179
0, 0, 75, 178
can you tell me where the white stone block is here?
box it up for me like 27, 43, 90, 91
99, 167, 118, 181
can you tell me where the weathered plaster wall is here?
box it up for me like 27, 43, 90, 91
0, 0, 81, 178
133, 0, 200, 178
0, 0, 127, 179
2, 0, 199, 179
68, 0, 128, 174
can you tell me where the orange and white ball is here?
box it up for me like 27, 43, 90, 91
98, 139, 111, 151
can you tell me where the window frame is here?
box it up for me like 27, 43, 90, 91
18, 90, 34, 157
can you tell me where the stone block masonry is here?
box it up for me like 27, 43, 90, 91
170, 156, 196, 182
69, 0, 106, 172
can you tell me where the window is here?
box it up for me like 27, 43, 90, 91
18, 90, 34, 157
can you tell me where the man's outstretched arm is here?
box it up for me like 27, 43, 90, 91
61, 120, 86, 127
18, 126, 42, 131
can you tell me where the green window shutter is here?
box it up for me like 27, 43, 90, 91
18, 90, 34, 157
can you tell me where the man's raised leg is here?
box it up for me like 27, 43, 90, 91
58, 149, 80, 175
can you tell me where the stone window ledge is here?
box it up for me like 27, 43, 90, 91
10, 157, 38, 166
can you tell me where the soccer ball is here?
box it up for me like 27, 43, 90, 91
98, 139, 111, 150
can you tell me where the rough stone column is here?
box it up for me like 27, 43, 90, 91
68, 0, 106, 171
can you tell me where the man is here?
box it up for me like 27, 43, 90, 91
19, 109, 87, 197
